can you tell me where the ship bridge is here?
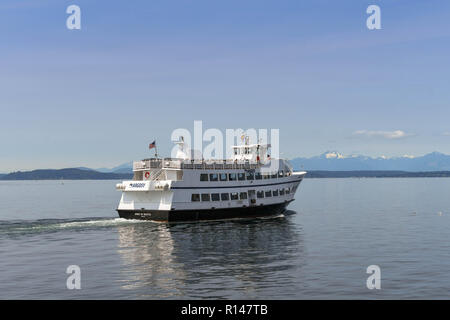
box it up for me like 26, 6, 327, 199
231, 143, 271, 163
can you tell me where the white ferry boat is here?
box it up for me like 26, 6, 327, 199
116, 138, 306, 222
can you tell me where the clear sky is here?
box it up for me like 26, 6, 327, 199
1, 0, 450, 172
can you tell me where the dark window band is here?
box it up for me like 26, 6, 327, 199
173, 179, 302, 190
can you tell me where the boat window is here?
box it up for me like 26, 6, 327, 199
191, 194, 200, 202
238, 172, 245, 181
200, 173, 208, 181
265, 190, 272, 197
271, 172, 277, 179
255, 172, 262, 180
278, 171, 284, 178
239, 192, 248, 200
230, 192, 239, 200
201, 193, 210, 201
234, 149, 238, 155
263, 173, 270, 179
211, 193, 220, 201
285, 188, 290, 194
221, 193, 229, 201
273, 189, 279, 196
219, 173, 228, 181
279, 189, 285, 195
209, 173, 218, 181
246, 171, 254, 180
257, 191, 264, 198
229, 173, 237, 181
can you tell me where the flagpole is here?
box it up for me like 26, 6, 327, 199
149, 140, 158, 158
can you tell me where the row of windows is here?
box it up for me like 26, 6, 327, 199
200, 171, 291, 182
191, 186, 298, 202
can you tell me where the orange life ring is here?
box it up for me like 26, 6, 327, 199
144, 172, 150, 179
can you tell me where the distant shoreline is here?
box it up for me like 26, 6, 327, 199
0, 168, 132, 181
2, 168, 450, 180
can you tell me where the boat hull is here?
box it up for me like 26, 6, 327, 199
117, 201, 292, 222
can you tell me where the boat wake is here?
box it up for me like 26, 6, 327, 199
0, 217, 152, 237
0, 210, 296, 236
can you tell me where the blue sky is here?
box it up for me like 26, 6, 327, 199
1, 0, 450, 171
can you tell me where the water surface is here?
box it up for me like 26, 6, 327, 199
1, 179, 450, 299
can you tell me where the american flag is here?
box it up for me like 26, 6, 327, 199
149, 140, 156, 149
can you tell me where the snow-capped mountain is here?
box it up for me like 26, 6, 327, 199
290, 151, 450, 171
320, 151, 346, 159
95, 151, 450, 173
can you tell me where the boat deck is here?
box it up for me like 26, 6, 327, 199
133, 158, 266, 171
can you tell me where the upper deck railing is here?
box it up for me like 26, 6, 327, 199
133, 158, 265, 171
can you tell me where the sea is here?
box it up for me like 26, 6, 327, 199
1, 178, 450, 299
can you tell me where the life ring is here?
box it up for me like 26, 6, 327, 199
144, 171, 150, 179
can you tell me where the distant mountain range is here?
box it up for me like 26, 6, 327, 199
306, 170, 450, 178
86, 151, 450, 174
3, 151, 450, 180
95, 162, 133, 174
291, 151, 450, 171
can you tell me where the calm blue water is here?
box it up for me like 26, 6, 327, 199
1, 178, 450, 299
